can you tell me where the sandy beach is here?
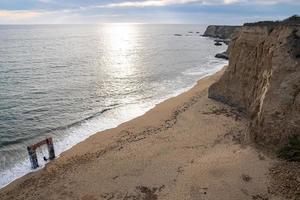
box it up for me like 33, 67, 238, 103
0, 69, 295, 200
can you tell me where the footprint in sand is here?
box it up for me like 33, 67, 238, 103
190, 186, 208, 200
81, 194, 98, 200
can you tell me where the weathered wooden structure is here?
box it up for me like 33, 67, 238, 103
27, 137, 55, 169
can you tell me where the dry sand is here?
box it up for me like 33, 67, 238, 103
0, 70, 296, 200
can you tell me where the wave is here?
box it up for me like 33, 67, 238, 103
0, 100, 154, 188
61, 107, 115, 129
182, 59, 227, 76
22, 107, 49, 115
49, 65, 68, 69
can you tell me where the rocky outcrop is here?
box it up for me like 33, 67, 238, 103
215, 52, 229, 60
208, 16, 300, 148
214, 41, 223, 46
214, 39, 231, 45
214, 41, 232, 60
203, 25, 241, 39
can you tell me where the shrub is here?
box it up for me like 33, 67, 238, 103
277, 135, 300, 162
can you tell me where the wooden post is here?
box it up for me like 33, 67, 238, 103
27, 146, 39, 169
47, 138, 55, 160
27, 137, 55, 169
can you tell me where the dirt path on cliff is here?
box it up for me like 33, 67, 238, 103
1, 70, 297, 200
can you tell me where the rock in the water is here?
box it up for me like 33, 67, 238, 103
215, 52, 228, 60
214, 39, 231, 45
208, 16, 300, 148
214, 42, 222, 46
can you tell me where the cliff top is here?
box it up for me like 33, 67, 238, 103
244, 15, 300, 27
207, 25, 241, 28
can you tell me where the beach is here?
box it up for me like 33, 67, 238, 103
0, 69, 279, 200
0, 24, 229, 187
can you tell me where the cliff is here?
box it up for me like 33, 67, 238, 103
203, 25, 241, 39
208, 16, 300, 148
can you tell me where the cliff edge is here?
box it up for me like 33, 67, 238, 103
209, 16, 300, 148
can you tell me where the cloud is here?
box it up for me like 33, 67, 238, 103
98, 0, 200, 8
0, 0, 298, 24
98, 0, 300, 8
37, 0, 54, 3
0, 9, 76, 23
0, 10, 42, 20
224, 0, 242, 4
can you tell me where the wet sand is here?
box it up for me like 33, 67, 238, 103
0, 69, 286, 200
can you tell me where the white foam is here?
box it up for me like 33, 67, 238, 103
0, 103, 154, 188
182, 59, 227, 76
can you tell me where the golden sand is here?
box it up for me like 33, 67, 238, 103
1, 70, 277, 200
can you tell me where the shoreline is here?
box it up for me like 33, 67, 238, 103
0, 62, 226, 189
1, 68, 280, 199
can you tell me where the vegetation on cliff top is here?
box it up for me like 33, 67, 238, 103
244, 15, 300, 27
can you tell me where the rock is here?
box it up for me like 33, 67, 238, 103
203, 25, 241, 39
214, 39, 231, 45
174, 34, 182, 36
214, 42, 222, 46
215, 52, 229, 60
208, 16, 300, 148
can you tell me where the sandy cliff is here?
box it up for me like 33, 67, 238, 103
209, 16, 300, 148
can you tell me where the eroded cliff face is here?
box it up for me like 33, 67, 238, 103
209, 17, 300, 148
203, 25, 241, 39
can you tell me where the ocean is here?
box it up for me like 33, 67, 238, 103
0, 24, 227, 188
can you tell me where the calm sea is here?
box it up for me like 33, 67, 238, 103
0, 24, 227, 187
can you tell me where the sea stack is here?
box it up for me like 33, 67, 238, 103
208, 16, 300, 148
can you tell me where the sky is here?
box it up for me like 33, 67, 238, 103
0, 0, 299, 24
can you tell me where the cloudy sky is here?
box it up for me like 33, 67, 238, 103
0, 0, 299, 24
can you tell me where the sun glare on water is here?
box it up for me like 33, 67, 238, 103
101, 24, 140, 78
